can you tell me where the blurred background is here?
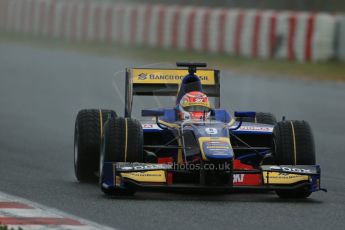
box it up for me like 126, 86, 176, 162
0, 1, 345, 230
1, 0, 344, 68
118, 0, 345, 12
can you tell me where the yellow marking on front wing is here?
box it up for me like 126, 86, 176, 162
263, 172, 309, 184
121, 170, 166, 183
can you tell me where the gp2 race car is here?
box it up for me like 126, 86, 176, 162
74, 62, 326, 198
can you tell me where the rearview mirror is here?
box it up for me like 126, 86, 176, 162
141, 109, 165, 117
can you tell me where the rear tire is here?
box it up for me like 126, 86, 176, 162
255, 112, 277, 125
74, 109, 117, 182
100, 117, 143, 195
237, 112, 277, 125
273, 120, 315, 198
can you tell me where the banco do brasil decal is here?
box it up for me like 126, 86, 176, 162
140, 74, 209, 81
132, 69, 216, 85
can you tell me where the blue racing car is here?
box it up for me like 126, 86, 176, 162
74, 62, 326, 198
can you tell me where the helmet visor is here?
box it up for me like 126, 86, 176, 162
183, 105, 211, 113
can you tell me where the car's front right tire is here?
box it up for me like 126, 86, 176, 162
100, 117, 143, 195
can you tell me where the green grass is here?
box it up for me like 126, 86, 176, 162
1, 33, 344, 82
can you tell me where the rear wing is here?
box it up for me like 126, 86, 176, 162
125, 67, 220, 117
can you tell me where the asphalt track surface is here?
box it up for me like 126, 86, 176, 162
0, 43, 345, 230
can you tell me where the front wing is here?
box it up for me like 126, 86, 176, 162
101, 163, 324, 193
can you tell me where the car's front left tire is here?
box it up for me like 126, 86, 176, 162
273, 120, 315, 198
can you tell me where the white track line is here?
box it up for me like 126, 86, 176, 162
0, 208, 61, 218
0, 226, 107, 230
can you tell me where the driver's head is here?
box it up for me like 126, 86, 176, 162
178, 91, 211, 120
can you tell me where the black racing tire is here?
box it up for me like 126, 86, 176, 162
100, 117, 143, 195
236, 112, 277, 125
74, 109, 117, 182
273, 120, 316, 198
255, 112, 277, 125
274, 120, 315, 165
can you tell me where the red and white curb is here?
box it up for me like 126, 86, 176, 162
0, 191, 115, 230
0, 0, 339, 62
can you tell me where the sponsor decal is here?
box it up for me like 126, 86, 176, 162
140, 74, 209, 81
206, 141, 230, 148
142, 124, 163, 130
126, 172, 162, 177
198, 137, 232, 160
238, 126, 273, 132
205, 140, 231, 154
194, 98, 204, 103
138, 73, 147, 80
233, 174, 244, 183
209, 141, 220, 144
269, 166, 312, 174
121, 170, 166, 183
263, 172, 309, 184
205, 128, 218, 135
132, 69, 216, 85
207, 151, 230, 156
121, 166, 133, 170
206, 146, 230, 149
233, 173, 262, 186
117, 163, 172, 171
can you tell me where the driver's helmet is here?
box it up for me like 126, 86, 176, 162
178, 91, 211, 120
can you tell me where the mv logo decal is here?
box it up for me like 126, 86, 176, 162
233, 174, 244, 183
